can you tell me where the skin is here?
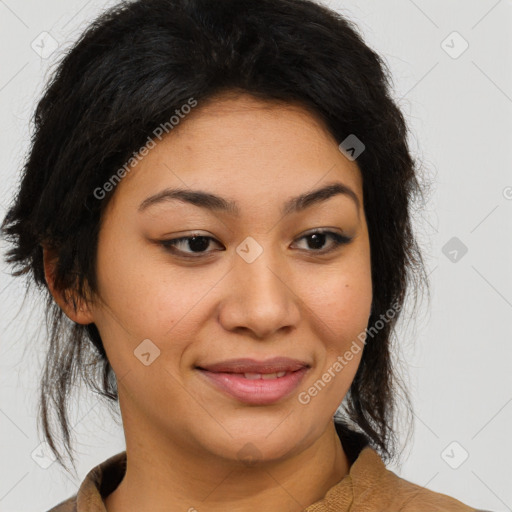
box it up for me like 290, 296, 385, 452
44, 92, 373, 512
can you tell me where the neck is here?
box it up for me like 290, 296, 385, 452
105, 419, 350, 512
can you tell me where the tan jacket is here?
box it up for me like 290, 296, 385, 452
47, 444, 482, 511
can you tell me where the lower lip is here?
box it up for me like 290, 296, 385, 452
197, 367, 309, 405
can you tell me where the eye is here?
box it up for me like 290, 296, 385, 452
158, 229, 352, 259
159, 234, 222, 258
292, 229, 353, 254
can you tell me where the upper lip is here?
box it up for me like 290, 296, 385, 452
196, 357, 310, 374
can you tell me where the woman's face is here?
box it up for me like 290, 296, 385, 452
89, 93, 372, 464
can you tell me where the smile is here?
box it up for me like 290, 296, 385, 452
196, 367, 310, 405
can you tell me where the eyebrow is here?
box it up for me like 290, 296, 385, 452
138, 181, 360, 217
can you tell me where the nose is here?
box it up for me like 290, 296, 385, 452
218, 248, 301, 339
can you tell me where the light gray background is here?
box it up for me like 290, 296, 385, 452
1, 1, 511, 511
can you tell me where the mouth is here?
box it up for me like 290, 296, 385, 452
195, 357, 311, 405
196, 356, 310, 374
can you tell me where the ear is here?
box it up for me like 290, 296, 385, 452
42, 245, 95, 325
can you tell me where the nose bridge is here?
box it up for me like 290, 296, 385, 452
236, 237, 288, 304
221, 236, 300, 337
239, 250, 282, 295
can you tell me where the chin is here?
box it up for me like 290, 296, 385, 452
203, 427, 309, 466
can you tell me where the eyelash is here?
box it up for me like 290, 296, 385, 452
158, 229, 353, 259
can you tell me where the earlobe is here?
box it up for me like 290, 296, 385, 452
42, 245, 95, 325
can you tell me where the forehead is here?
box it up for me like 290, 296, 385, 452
172, 92, 339, 147
105, 92, 364, 216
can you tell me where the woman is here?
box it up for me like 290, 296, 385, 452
1, 0, 483, 510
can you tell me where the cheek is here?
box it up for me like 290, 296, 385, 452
299, 251, 372, 395
296, 275, 370, 418
314, 281, 370, 376
94, 222, 172, 327
304, 255, 372, 341
92, 234, 216, 372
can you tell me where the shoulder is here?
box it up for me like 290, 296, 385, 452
46, 496, 76, 512
380, 466, 476, 511
306, 439, 480, 512
45, 451, 126, 512
351, 447, 478, 511
330, 425, 479, 511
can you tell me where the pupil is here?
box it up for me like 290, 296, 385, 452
189, 236, 209, 252
309, 233, 325, 249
